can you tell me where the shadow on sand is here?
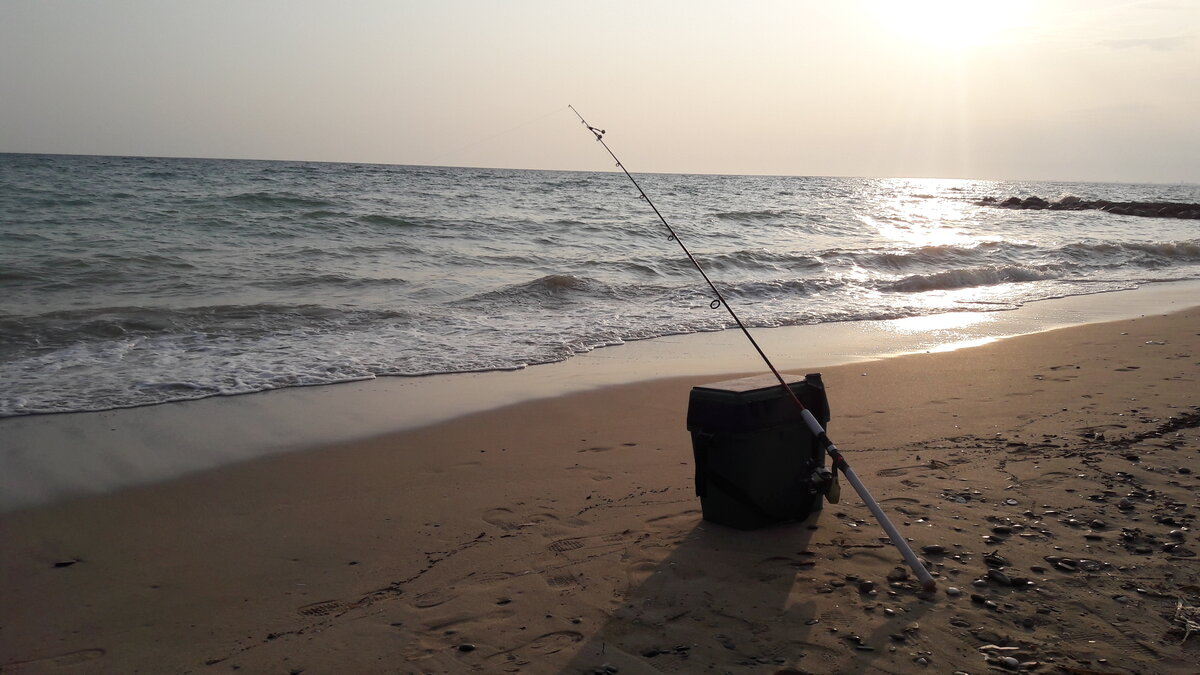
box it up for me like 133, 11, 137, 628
559, 508, 935, 675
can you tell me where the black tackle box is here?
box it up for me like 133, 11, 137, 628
686, 372, 831, 529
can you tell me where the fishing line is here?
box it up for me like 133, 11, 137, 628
566, 106, 797, 399
431, 106, 564, 167
569, 105, 936, 592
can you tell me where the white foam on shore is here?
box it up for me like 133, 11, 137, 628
2, 278, 1199, 512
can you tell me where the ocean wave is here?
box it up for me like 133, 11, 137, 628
92, 252, 197, 269
252, 273, 408, 289
34, 197, 95, 207
885, 265, 1062, 292
579, 258, 670, 277
542, 178, 595, 190
0, 268, 41, 281
358, 213, 420, 227
12, 252, 197, 287
820, 241, 1022, 271
718, 277, 843, 301
516, 274, 590, 292
0, 230, 51, 243
0, 303, 415, 356
1071, 240, 1200, 259
301, 209, 347, 219
828, 238, 1200, 276
687, 249, 823, 273
227, 191, 334, 208
456, 274, 609, 306
713, 209, 790, 221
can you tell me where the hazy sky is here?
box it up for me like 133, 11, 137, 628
2, 1, 1197, 183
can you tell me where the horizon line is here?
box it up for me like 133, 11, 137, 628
2, 150, 1197, 188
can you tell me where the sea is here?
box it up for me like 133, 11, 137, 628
2, 153, 1198, 418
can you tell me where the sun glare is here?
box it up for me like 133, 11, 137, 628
872, 0, 1030, 50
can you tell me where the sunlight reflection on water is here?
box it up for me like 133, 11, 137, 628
885, 311, 995, 333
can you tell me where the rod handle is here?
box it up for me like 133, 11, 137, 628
800, 409, 936, 592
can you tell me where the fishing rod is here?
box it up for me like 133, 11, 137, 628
569, 105, 936, 593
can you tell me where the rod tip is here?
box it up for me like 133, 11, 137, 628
922, 580, 938, 593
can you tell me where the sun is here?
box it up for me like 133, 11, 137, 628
870, 0, 1030, 50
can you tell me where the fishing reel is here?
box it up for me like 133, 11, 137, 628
811, 466, 841, 504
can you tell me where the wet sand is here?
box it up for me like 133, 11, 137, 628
2, 308, 1198, 673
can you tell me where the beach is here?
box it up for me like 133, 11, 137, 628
5, 0, 1200, 672
2, 306, 1198, 674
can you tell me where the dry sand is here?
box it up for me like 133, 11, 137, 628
2, 309, 1198, 674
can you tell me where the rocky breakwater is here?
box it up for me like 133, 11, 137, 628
981, 195, 1200, 219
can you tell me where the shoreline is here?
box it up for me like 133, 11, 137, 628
2, 278, 1200, 512
1, 300, 1197, 672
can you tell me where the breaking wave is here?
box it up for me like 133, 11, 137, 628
886, 265, 1063, 292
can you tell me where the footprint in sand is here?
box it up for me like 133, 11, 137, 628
876, 464, 939, 477
818, 609, 851, 628
412, 588, 458, 609
578, 442, 638, 453
841, 548, 894, 564
880, 496, 926, 514
1076, 423, 1128, 434
1022, 470, 1074, 486
564, 465, 614, 482
548, 538, 584, 552
644, 509, 701, 530
487, 630, 584, 660
755, 556, 802, 582
522, 630, 584, 655
482, 507, 523, 531
625, 559, 658, 588
1060, 627, 1158, 658
482, 507, 560, 532
297, 594, 377, 617
298, 599, 347, 617
542, 572, 578, 589
545, 531, 629, 554
425, 608, 517, 633
0, 649, 106, 672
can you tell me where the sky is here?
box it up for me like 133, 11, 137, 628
1, 0, 1197, 183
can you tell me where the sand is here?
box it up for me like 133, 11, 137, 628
1, 309, 1198, 674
